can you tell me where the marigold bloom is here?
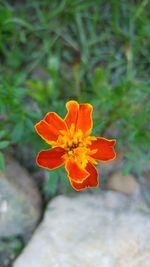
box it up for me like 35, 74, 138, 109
35, 100, 116, 191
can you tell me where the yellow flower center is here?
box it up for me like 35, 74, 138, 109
50, 123, 98, 168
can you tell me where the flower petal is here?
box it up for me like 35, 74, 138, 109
35, 112, 67, 143
70, 162, 99, 191
64, 100, 79, 129
35, 120, 58, 142
64, 100, 93, 135
36, 147, 66, 170
76, 103, 93, 135
65, 158, 89, 183
44, 112, 67, 132
88, 137, 116, 161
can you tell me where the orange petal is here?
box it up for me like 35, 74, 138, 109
44, 112, 67, 132
76, 103, 93, 135
36, 147, 66, 170
35, 112, 67, 143
64, 100, 79, 129
70, 162, 99, 191
65, 158, 89, 183
64, 100, 93, 135
88, 137, 116, 161
35, 120, 58, 142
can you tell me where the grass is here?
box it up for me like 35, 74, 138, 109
0, 1, 149, 265
0, 0, 149, 183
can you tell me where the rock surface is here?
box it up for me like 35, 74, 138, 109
106, 171, 139, 195
14, 192, 150, 267
0, 155, 41, 239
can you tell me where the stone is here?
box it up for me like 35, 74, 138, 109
139, 171, 150, 206
0, 155, 41, 239
106, 171, 139, 195
99, 152, 124, 189
143, 170, 150, 189
13, 192, 150, 267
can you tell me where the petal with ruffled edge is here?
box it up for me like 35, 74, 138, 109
64, 100, 93, 135
76, 103, 93, 135
65, 158, 89, 183
88, 137, 116, 161
36, 147, 66, 170
70, 162, 99, 191
64, 101, 79, 129
35, 112, 67, 143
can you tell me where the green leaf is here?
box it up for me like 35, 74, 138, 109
11, 122, 24, 143
0, 152, 5, 171
5, 17, 32, 30
25, 118, 34, 132
92, 123, 104, 134
59, 168, 69, 192
122, 162, 132, 175
0, 141, 10, 149
43, 170, 59, 198
0, 130, 7, 139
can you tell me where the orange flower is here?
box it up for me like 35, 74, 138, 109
35, 100, 116, 191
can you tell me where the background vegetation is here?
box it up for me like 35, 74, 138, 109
0, 1, 149, 266
0, 0, 149, 194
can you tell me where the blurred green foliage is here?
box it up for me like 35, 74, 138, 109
0, 237, 23, 266
0, 0, 149, 191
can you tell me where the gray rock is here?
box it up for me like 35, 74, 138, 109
14, 192, 150, 267
0, 155, 41, 239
